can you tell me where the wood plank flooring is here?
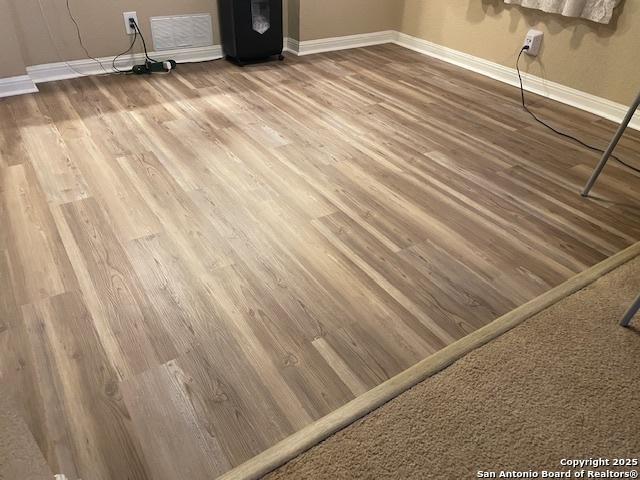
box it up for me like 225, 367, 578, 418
1, 43, 639, 479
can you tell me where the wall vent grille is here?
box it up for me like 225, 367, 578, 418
150, 14, 213, 51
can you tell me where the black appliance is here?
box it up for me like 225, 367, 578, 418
218, 0, 284, 65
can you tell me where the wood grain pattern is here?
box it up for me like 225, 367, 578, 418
219, 241, 640, 480
25, 293, 150, 479
0, 43, 639, 478
120, 361, 232, 480
57, 198, 178, 379
2, 163, 79, 306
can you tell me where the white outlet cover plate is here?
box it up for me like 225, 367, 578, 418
123, 11, 138, 35
524, 29, 544, 56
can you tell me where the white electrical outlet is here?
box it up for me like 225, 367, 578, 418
523, 29, 544, 56
123, 11, 139, 35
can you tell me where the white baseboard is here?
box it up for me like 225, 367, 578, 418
283, 37, 299, 55
10, 31, 640, 131
284, 30, 638, 131
27, 44, 223, 84
290, 31, 395, 56
0, 75, 39, 98
392, 31, 639, 131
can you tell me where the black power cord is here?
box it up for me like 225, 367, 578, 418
64, 0, 142, 75
128, 18, 178, 74
131, 19, 159, 64
516, 46, 640, 175
65, 0, 109, 74
112, 29, 138, 74
64, 3, 176, 76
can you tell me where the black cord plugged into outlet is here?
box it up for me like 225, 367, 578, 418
112, 29, 138, 74
516, 46, 640, 175
128, 18, 179, 74
65, 0, 109, 74
131, 18, 159, 63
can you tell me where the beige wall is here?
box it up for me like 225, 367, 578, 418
399, 0, 640, 105
8, 0, 220, 67
299, 0, 399, 41
0, 0, 27, 77
287, 0, 300, 40
0, 0, 298, 78
2, 0, 638, 106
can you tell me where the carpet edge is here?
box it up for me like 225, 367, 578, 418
217, 242, 640, 480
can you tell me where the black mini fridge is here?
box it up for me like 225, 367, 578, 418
218, 0, 284, 65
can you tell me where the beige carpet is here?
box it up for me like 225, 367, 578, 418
266, 256, 640, 479
0, 391, 52, 480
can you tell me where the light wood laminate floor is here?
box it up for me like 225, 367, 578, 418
1, 44, 639, 479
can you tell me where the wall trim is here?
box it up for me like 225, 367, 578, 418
292, 31, 395, 56
0, 75, 39, 98
26, 45, 223, 84
9, 31, 640, 132
283, 37, 300, 55
285, 30, 638, 131
392, 31, 639, 131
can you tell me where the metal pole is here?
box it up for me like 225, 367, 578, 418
621, 294, 640, 328
581, 90, 640, 197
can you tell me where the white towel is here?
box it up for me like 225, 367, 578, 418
504, 0, 621, 23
